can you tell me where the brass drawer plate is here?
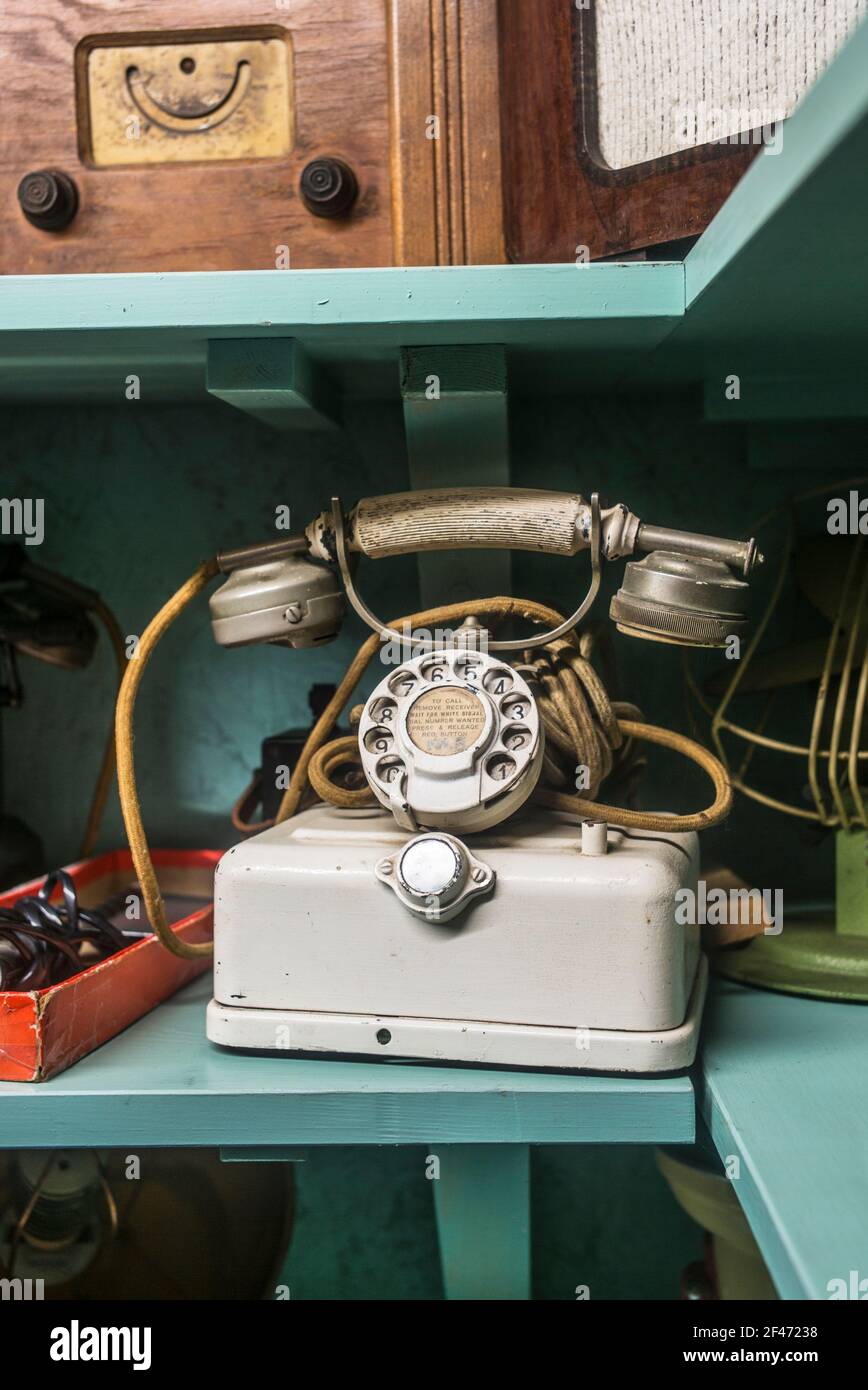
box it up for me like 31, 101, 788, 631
79, 28, 293, 167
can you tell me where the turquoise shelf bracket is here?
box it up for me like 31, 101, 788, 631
432, 1143, 531, 1301
206, 337, 341, 432
400, 344, 511, 608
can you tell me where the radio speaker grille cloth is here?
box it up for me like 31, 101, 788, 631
594, 0, 868, 169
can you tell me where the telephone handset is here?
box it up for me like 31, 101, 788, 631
211, 486, 761, 653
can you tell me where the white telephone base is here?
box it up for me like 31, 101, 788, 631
207, 805, 705, 1074
207, 963, 706, 1072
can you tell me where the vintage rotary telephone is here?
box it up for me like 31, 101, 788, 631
116, 487, 762, 1072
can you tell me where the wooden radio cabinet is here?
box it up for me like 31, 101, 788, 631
1, 0, 505, 273
2, 1, 862, 272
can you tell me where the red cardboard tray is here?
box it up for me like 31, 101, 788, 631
0, 848, 218, 1082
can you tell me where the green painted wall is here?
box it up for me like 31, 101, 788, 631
1, 387, 832, 1297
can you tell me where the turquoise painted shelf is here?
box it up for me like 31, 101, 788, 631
0, 976, 695, 1149
0, 16, 864, 415
701, 980, 868, 1301
0, 263, 684, 402
1, 974, 865, 1300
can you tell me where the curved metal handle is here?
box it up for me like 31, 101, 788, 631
331, 494, 603, 654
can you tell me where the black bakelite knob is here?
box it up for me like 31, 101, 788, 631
17, 170, 79, 230
299, 158, 358, 218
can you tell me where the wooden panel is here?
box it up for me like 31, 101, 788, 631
0, 0, 393, 272
388, 0, 505, 265
498, 0, 757, 262
387, 0, 438, 266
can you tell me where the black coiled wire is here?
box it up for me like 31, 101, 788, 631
0, 870, 128, 991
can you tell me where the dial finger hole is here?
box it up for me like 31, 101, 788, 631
370, 696, 398, 724
482, 668, 514, 696
501, 695, 529, 721
364, 726, 394, 754
503, 724, 531, 753
453, 653, 483, 682
486, 752, 517, 783
387, 670, 416, 697
376, 755, 405, 785
420, 658, 450, 683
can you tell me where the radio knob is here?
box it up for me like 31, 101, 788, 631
18, 170, 79, 230
299, 158, 358, 218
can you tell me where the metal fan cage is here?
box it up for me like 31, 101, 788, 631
687, 480, 868, 831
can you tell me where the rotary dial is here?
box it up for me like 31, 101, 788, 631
358, 646, 543, 833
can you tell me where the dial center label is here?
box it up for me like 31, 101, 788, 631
406, 685, 485, 756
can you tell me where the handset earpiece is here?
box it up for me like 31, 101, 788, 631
209, 537, 344, 650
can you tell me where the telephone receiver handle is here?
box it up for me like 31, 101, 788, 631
305, 488, 760, 577
307, 487, 639, 563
